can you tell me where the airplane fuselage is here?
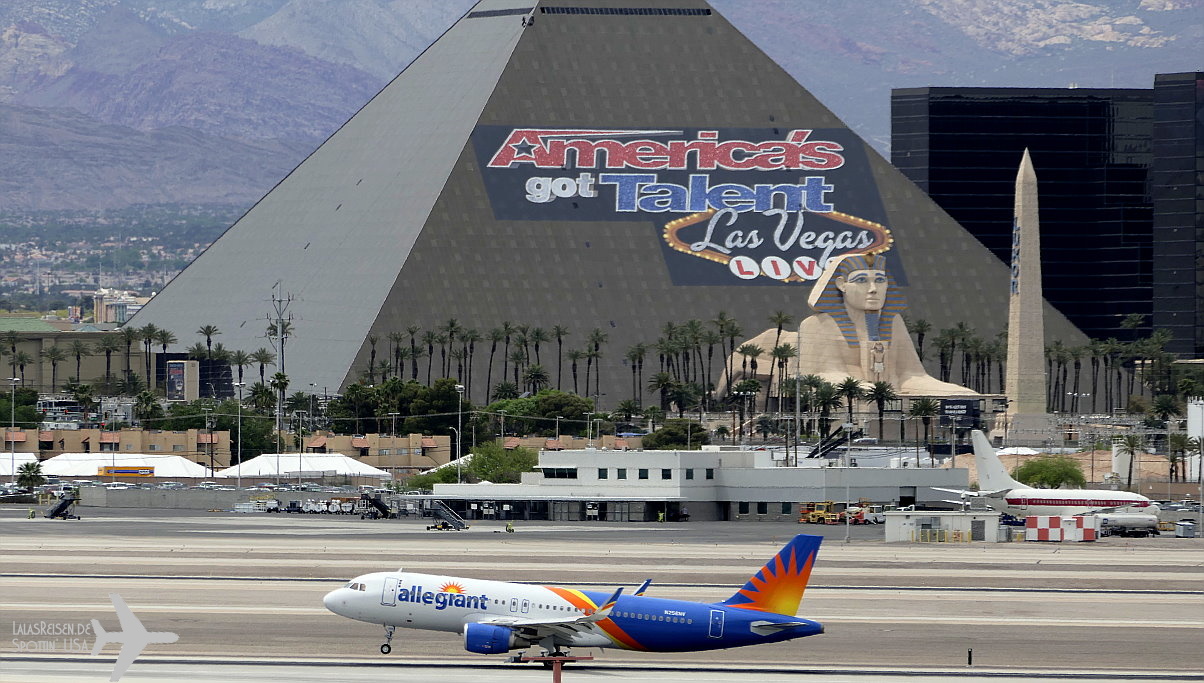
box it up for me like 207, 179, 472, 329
324, 571, 821, 653
985, 488, 1153, 517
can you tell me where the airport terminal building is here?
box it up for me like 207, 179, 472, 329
431, 446, 968, 522
129, 0, 1083, 405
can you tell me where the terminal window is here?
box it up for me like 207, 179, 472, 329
638, 468, 649, 479
661, 469, 672, 480
705, 468, 714, 480
781, 502, 792, 514
616, 468, 627, 479
756, 502, 768, 515
598, 468, 608, 479
738, 502, 749, 514
685, 468, 694, 480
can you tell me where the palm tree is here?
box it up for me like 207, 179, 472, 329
528, 327, 550, 367
462, 328, 481, 398
147, 328, 176, 389
366, 335, 379, 384
120, 327, 140, 381
935, 329, 956, 382
765, 311, 793, 409
133, 390, 163, 425
865, 381, 898, 442
406, 325, 421, 380
138, 323, 159, 387
567, 349, 585, 395
230, 350, 251, 385
13, 350, 33, 385
197, 324, 220, 359
250, 348, 276, 385
485, 327, 504, 402
908, 398, 940, 467
1118, 434, 1144, 488
41, 346, 66, 392
614, 399, 640, 423
248, 382, 275, 413
552, 325, 569, 390
648, 371, 677, 412
587, 328, 608, 400
811, 381, 842, 438
1166, 433, 1189, 483
68, 340, 91, 386
910, 318, 932, 362
769, 344, 796, 411
96, 335, 122, 388
625, 344, 647, 405
419, 330, 436, 384
508, 348, 526, 385
834, 376, 864, 426
16, 460, 45, 490
500, 321, 515, 384
523, 364, 550, 393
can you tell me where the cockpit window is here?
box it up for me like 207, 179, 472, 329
345, 582, 366, 591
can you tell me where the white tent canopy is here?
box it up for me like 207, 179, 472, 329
39, 453, 213, 478
216, 453, 391, 480
1, 452, 40, 476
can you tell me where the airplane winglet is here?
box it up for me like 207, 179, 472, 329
634, 579, 652, 596
584, 586, 623, 622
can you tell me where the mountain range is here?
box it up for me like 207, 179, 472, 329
0, 0, 1198, 212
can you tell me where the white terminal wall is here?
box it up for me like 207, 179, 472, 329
433, 449, 969, 504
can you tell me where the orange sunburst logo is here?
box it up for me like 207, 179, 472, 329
724, 536, 820, 615
439, 582, 466, 594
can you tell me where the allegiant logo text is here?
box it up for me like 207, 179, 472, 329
488, 129, 845, 171
398, 585, 489, 611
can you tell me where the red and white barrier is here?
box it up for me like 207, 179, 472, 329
1024, 516, 1063, 542
1025, 515, 1098, 542
1062, 515, 1098, 542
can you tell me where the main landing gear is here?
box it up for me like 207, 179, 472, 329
380, 625, 395, 654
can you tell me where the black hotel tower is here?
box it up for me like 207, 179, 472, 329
892, 73, 1203, 357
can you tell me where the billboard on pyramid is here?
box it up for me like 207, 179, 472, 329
131, 0, 1084, 406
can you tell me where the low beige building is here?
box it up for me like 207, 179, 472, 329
7, 427, 231, 469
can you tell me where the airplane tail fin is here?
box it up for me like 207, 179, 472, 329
971, 430, 1022, 491
90, 619, 110, 656
720, 534, 821, 616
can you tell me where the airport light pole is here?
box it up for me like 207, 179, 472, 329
234, 382, 245, 491
8, 377, 18, 484
555, 415, 562, 445
387, 412, 399, 438
450, 427, 461, 484
583, 411, 593, 448
498, 410, 507, 445
455, 384, 465, 463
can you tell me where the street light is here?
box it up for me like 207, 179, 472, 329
450, 427, 461, 484
234, 382, 245, 491
387, 412, 399, 437
555, 415, 563, 445
455, 384, 465, 477
583, 411, 593, 448
8, 377, 19, 484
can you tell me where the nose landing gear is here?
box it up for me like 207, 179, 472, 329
380, 625, 396, 654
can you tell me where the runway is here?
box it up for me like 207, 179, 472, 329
2, 508, 1202, 682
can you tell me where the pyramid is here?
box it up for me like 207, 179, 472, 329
132, 0, 1084, 404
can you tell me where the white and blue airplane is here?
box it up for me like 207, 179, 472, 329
324, 534, 824, 657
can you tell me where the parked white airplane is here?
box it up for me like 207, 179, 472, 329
937, 430, 1154, 517
324, 535, 824, 658
91, 594, 179, 682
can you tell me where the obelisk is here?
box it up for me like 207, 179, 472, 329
1004, 149, 1049, 440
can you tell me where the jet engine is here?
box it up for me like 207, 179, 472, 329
462, 623, 524, 654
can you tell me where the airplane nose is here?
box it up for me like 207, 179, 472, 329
323, 589, 345, 615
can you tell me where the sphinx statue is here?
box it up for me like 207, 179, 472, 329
720, 252, 977, 397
